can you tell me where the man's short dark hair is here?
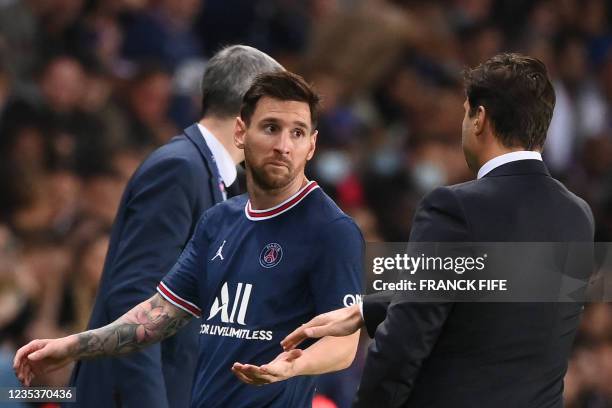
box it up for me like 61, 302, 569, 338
463, 53, 556, 150
240, 71, 320, 130
200, 45, 283, 118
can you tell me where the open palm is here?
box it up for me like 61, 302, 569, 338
232, 349, 303, 385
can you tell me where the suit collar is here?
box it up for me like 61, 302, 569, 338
183, 123, 225, 203
196, 123, 237, 186
478, 151, 542, 178
483, 158, 550, 178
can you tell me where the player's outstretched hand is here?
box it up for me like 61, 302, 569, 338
13, 337, 75, 386
281, 304, 363, 351
232, 349, 303, 386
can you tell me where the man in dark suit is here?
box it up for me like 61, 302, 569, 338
282, 53, 595, 407
69, 45, 282, 408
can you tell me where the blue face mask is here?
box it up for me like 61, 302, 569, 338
314, 150, 352, 184
412, 161, 446, 193
371, 149, 402, 176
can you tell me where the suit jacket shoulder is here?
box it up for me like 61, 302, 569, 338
408, 185, 471, 242
446, 165, 594, 242
129, 135, 211, 190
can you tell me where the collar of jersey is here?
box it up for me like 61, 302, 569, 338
245, 180, 319, 221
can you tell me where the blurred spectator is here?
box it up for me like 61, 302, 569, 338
459, 23, 503, 68
122, 0, 202, 69
32, 0, 91, 65
79, 169, 125, 226
546, 33, 606, 175
121, 65, 176, 147
0, 0, 40, 94
66, 222, 110, 331
39, 55, 86, 114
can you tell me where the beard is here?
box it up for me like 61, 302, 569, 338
245, 145, 295, 191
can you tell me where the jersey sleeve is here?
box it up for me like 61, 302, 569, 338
158, 212, 210, 317
309, 216, 364, 314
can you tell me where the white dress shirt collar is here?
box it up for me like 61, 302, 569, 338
197, 123, 237, 186
477, 151, 543, 179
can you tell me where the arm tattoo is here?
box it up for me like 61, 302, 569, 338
74, 294, 192, 359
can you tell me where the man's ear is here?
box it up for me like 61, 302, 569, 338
234, 117, 247, 149
474, 106, 486, 136
306, 130, 318, 161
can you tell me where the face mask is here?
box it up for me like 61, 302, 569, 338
371, 148, 402, 176
412, 161, 446, 193
314, 150, 352, 184
175, 59, 207, 96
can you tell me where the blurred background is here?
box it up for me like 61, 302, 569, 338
0, 0, 611, 407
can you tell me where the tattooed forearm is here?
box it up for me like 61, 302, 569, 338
73, 294, 192, 359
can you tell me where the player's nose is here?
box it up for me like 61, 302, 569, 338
273, 129, 292, 155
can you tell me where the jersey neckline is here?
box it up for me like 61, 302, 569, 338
245, 180, 319, 221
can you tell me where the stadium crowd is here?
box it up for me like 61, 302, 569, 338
0, 0, 611, 407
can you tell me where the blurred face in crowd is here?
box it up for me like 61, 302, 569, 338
10, 126, 46, 168
129, 72, 172, 126
235, 97, 317, 190
558, 39, 587, 85
40, 57, 86, 113
464, 27, 502, 67
81, 175, 125, 225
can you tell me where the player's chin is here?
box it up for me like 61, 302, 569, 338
264, 162, 290, 175
262, 171, 292, 189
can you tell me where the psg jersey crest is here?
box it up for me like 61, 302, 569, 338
259, 243, 283, 268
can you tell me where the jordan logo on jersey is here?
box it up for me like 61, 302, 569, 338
207, 282, 252, 325
211, 240, 226, 261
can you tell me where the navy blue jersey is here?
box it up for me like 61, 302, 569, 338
157, 181, 364, 408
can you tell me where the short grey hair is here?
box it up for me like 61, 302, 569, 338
200, 45, 283, 118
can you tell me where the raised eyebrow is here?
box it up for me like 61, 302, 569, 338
293, 121, 309, 130
259, 117, 282, 125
